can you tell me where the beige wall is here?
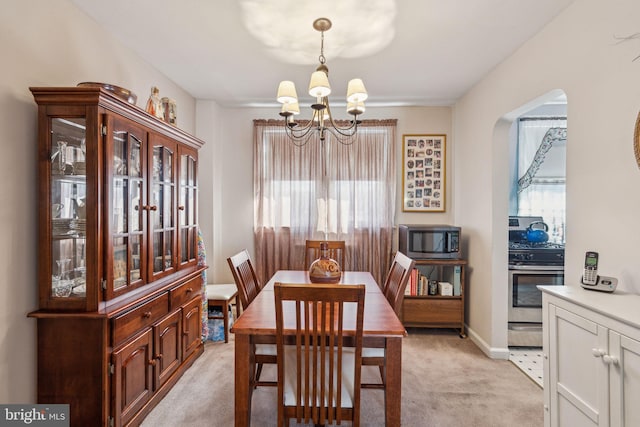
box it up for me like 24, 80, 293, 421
454, 0, 640, 357
198, 105, 453, 285
0, 0, 197, 403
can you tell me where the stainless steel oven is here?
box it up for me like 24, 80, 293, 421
508, 266, 564, 347
508, 216, 564, 347
508, 266, 563, 321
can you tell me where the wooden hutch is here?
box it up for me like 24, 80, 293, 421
28, 86, 206, 427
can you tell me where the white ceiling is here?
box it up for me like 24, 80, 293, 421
71, 0, 574, 108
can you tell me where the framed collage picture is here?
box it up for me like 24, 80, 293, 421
402, 134, 446, 212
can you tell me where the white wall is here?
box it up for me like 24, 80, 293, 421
0, 0, 197, 403
199, 105, 453, 284
454, 0, 640, 357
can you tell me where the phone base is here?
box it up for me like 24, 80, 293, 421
581, 275, 618, 293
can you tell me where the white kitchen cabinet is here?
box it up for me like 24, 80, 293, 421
540, 286, 640, 427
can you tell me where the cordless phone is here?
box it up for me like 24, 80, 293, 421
582, 251, 599, 285
580, 251, 617, 292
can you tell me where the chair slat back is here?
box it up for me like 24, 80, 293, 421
383, 251, 416, 314
274, 283, 365, 426
227, 250, 262, 311
304, 240, 346, 270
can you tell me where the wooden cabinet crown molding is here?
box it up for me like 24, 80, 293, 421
30, 86, 205, 151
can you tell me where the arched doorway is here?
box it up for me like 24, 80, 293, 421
502, 90, 567, 386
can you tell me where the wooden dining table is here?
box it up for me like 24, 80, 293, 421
231, 270, 407, 426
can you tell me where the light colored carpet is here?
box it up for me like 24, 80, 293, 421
141, 328, 543, 426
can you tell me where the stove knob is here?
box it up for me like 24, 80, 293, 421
527, 253, 534, 260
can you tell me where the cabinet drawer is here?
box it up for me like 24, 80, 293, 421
403, 298, 462, 325
170, 277, 200, 310
113, 294, 169, 346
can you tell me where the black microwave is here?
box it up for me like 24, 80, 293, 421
398, 224, 461, 259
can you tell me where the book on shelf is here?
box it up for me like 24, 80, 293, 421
419, 276, 428, 296
453, 265, 461, 296
408, 268, 418, 295
407, 267, 435, 296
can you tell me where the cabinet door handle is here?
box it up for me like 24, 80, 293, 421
186, 287, 193, 293
149, 205, 158, 211
143, 311, 152, 318
148, 359, 156, 366
591, 348, 606, 357
603, 355, 619, 365
178, 205, 185, 211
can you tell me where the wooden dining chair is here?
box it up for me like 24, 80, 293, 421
304, 239, 346, 269
361, 251, 415, 390
227, 249, 277, 387
382, 251, 416, 314
227, 249, 262, 311
274, 282, 365, 427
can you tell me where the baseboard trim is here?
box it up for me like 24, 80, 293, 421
466, 325, 510, 360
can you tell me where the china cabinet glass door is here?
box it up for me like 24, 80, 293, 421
107, 116, 146, 298
50, 117, 87, 300
150, 136, 176, 279
179, 147, 198, 267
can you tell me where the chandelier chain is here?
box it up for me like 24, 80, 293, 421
319, 29, 326, 65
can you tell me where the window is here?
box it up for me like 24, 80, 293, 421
517, 118, 566, 243
253, 119, 397, 284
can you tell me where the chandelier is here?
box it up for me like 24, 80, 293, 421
276, 18, 368, 146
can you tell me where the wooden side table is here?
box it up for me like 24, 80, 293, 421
401, 258, 467, 337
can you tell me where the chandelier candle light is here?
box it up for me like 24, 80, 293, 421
276, 18, 368, 145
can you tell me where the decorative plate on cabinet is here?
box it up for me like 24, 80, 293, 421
77, 82, 137, 105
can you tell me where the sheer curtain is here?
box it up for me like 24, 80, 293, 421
517, 118, 566, 243
253, 119, 397, 285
